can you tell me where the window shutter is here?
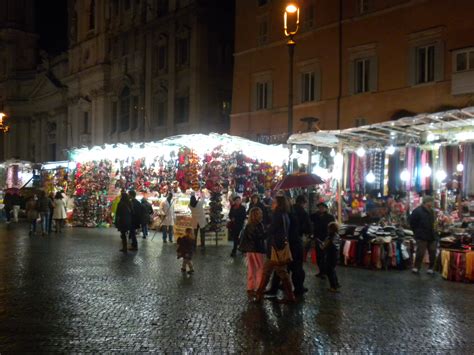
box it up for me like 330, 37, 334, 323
252, 82, 258, 111
298, 73, 303, 103
408, 47, 416, 86
369, 56, 378, 92
434, 40, 445, 82
349, 60, 355, 95
314, 71, 321, 101
267, 81, 273, 109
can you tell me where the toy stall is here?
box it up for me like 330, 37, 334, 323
289, 107, 474, 274
67, 133, 288, 241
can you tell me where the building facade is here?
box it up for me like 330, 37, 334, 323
231, 0, 474, 141
0, 0, 234, 162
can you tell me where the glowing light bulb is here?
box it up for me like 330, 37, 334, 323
330, 148, 336, 157
365, 170, 376, 183
400, 169, 410, 182
386, 145, 395, 155
421, 164, 432, 178
435, 170, 447, 182
356, 146, 366, 157
456, 163, 464, 172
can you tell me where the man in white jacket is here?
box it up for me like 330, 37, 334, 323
160, 192, 175, 243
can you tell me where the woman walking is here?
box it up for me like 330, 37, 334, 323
26, 195, 39, 236
53, 191, 67, 233
239, 207, 266, 299
228, 196, 246, 257
189, 193, 207, 248
115, 192, 132, 253
255, 195, 295, 304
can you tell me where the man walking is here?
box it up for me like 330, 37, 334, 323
410, 196, 437, 274
128, 190, 143, 251
310, 202, 335, 277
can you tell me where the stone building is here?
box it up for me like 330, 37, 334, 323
231, 0, 474, 141
0, 0, 234, 162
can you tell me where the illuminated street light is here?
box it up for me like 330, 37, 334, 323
283, 3, 300, 137
0, 112, 10, 133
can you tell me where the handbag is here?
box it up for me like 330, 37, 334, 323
270, 242, 293, 265
270, 213, 293, 265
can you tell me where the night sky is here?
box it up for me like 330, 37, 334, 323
35, 0, 68, 55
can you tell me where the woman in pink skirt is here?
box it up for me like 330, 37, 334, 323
239, 207, 267, 299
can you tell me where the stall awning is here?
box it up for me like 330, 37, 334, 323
288, 107, 474, 149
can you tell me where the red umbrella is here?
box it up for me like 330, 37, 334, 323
273, 173, 324, 190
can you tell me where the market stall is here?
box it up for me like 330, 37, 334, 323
67, 134, 288, 241
289, 107, 474, 275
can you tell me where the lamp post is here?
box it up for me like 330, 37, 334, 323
284, 4, 299, 137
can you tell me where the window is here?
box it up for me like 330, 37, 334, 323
50, 144, 57, 161
257, 19, 268, 46
301, 72, 315, 102
416, 45, 435, 84
302, 2, 315, 30
257, 0, 268, 6
111, 102, 118, 133
113, 0, 119, 15
124, 0, 131, 10
122, 36, 129, 56
355, 58, 370, 93
119, 87, 130, 132
89, 0, 96, 30
158, 45, 167, 71
83, 112, 90, 134
359, 0, 369, 14
153, 45, 167, 74
220, 100, 231, 121
157, 0, 168, 16
455, 49, 474, 72
152, 94, 167, 127
175, 95, 189, 123
177, 37, 189, 67
256, 82, 269, 110
131, 96, 139, 130
355, 117, 367, 127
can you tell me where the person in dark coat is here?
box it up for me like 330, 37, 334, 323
310, 202, 335, 277
4, 192, 13, 223
37, 191, 53, 236
267, 195, 312, 297
410, 196, 437, 274
128, 190, 143, 251
141, 197, 153, 239
322, 222, 341, 292
228, 196, 247, 257
115, 192, 132, 253
255, 195, 295, 304
177, 228, 195, 274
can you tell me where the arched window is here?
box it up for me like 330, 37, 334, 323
119, 87, 130, 132
89, 0, 96, 30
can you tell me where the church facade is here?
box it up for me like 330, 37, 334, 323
0, 0, 234, 162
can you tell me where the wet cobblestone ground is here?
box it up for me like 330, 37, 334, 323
0, 224, 473, 353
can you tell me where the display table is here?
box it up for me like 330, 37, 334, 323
440, 249, 474, 283
340, 238, 415, 270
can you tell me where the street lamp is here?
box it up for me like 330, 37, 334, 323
284, 3, 299, 137
0, 112, 10, 133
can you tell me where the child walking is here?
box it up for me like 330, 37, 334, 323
322, 222, 341, 292
177, 228, 195, 274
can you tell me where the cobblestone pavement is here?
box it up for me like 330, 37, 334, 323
0, 224, 473, 354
